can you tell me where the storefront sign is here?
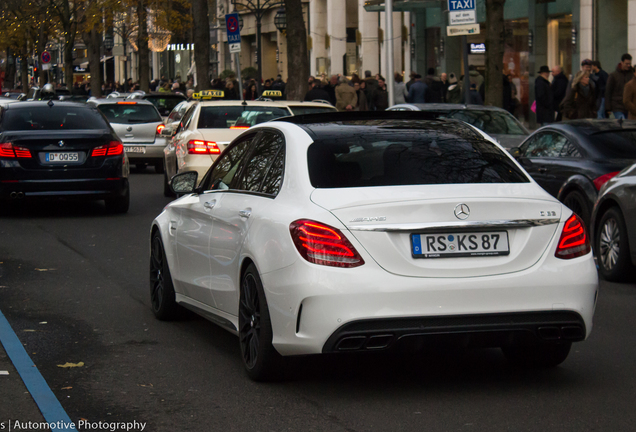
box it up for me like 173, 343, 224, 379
73, 66, 88, 73
448, 0, 476, 26
469, 43, 486, 54
166, 44, 194, 51
447, 23, 480, 37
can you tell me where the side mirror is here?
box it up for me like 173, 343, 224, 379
170, 171, 198, 195
509, 147, 521, 158
17, 93, 26, 101
160, 126, 173, 136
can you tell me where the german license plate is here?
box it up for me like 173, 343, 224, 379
125, 146, 146, 153
45, 152, 79, 162
411, 231, 510, 258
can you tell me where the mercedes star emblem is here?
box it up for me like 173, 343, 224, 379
58, 140, 65, 147
454, 203, 470, 220
126, 126, 133, 132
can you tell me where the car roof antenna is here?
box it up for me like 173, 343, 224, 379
47, 99, 54, 108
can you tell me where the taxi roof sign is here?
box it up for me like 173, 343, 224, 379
261, 90, 282, 98
193, 89, 225, 100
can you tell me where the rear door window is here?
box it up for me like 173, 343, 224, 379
307, 129, 528, 188
235, 131, 285, 195
96, 103, 162, 124
204, 135, 256, 190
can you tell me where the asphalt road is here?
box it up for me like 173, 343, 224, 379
1, 172, 635, 432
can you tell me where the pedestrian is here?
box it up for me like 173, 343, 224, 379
562, 71, 597, 120
446, 73, 461, 104
551, 66, 569, 121
468, 65, 484, 89
324, 75, 338, 106
363, 70, 378, 95
462, 83, 483, 105
622, 67, 636, 119
407, 74, 427, 103
272, 74, 286, 94
244, 82, 259, 100
159, 82, 170, 93
393, 73, 408, 105
425, 68, 445, 103
606, 54, 633, 120
353, 81, 368, 111
303, 80, 330, 103
371, 76, 389, 111
186, 89, 195, 100
502, 73, 512, 113
535, 65, 554, 125
350, 73, 361, 85
335, 76, 357, 111
591, 61, 609, 118
406, 72, 417, 91
225, 80, 240, 100
440, 72, 448, 101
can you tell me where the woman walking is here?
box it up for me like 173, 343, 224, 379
561, 71, 597, 120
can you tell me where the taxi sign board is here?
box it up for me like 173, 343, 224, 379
193, 89, 225, 100
261, 90, 282, 98
448, 0, 476, 26
226, 13, 241, 53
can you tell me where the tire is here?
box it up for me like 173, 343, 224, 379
502, 342, 572, 368
239, 263, 285, 381
562, 190, 591, 230
104, 181, 130, 214
596, 207, 634, 282
149, 231, 181, 320
154, 160, 165, 174
163, 167, 175, 197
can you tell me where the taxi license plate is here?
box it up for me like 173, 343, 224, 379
125, 146, 146, 154
411, 231, 510, 258
45, 152, 79, 162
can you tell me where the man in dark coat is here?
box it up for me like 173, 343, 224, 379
551, 66, 569, 121
407, 74, 427, 103
304, 80, 331, 103
591, 61, 609, 118
605, 54, 632, 119
371, 76, 389, 111
424, 68, 445, 103
324, 75, 338, 106
535, 65, 554, 126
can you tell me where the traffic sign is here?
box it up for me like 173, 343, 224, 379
225, 13, 242, 49
41, 51, 51, 64
448, 0, 476, 26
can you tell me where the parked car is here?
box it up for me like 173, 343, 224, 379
151, 111, 597, 380
24, 86, 71, 101
88, 99, 168, 173
127, 92, 187, 120
387, 103, 529, 149
511, 120, 636, 229
591, 163, 636, 282
0, 101, 129, 212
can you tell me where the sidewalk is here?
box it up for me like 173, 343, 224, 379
0, 344, 45, 422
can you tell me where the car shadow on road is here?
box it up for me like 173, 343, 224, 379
0, 199, 113, 218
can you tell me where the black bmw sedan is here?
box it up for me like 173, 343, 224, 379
0, 101, 129, 212
511, 120, 636, 228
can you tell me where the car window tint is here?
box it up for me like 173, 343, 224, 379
307, 128, 528, 188
559, 140, 582, 158
182, 106, 197, 129
198, 106, 290, 129
522, 132, 566, 157
206, 137, 254, 190
2, 106, 109, 131
260, 144, 285, 196
446, 110, 526, 135
144, 96, 186, 116
236, 132, 284, 192
591, 131, 636, 159
96, 104, 161, 124
167, 102, 187, 122
287, 106, 336, 115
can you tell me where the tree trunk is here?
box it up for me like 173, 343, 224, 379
6, 49, 16, 89
484, 0, 505, 107
64, 34, 75, 89
35, 36, 48, 86
83, 28, 103, 98
137, 0, 150, 92
192, 0, 210, 91
284, 0, 309, 101
20, 42, 29, 94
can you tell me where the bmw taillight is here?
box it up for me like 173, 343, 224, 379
555, 213, 591, 259
156, 124, 165, 135
289, 219, 365, 268
187, 140, 220, 155
0, 143, 31, 158
593, 171, 620, 190
91, 141, 123, 157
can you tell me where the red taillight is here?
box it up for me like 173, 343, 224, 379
0, 143, 31, 158
230, 125, 250, 130
593, 171, 620, 190
92, 141, 123, 157
555, 213, 591, 259
289, 219, 365, 268
156, 124, 165, 135
117, 101, 137, 105
187, 140, 220, 155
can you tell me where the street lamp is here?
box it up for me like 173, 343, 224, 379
274, 8, 286, 34
231, 0, 284, 87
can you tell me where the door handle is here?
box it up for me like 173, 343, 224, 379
204, 199, 216, 210
537, 167, 548, 173
238, 209, 251, 219
169, 220, 177, 234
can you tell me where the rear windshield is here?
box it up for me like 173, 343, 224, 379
1, 106, 109, 131
144, 95, 186, 117
96, 103, 162, 124
308, 128, 529, 188
591, 131, 636, 159
444, 110, 527, 135
287, 106, 336, 116
198, 106, 290, 129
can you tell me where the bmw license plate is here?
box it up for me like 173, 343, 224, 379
45, 152, 79, 162
124, 146, 146, 153
411, 231, 510, 258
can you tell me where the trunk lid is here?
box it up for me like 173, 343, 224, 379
110, 122, 159, 144
311, 184, 562, 278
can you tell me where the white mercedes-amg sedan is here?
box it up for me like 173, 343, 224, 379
149, 112, 598, 381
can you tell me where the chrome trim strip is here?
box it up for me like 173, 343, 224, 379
348, 218, 561, 232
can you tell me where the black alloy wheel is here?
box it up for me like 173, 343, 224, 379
562, 190, 591, 229
238, 263, 284, 381
596, 207, 634, 282
105, 180, 130, 214
149, 232, 180, 320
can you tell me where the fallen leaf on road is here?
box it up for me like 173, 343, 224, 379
39, 322, 47, 325
138, 383, 154, 387
61, 386, 72, 390
23, 329, 36, 332
57, 362, 84, 368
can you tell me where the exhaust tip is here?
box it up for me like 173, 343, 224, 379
9, 192, 17, 199
16, 192, 24, 199
537, 326, 561, 340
